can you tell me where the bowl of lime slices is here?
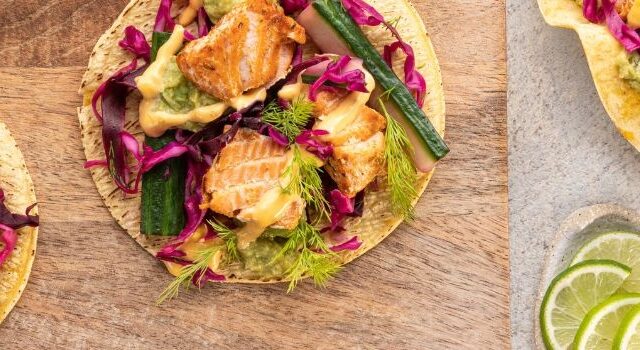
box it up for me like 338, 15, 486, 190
536, 204, 640, 350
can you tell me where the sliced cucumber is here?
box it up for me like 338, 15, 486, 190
140, 32, 187, 236
301, 0, 449, 171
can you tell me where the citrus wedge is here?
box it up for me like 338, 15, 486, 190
574, 294, 640, 350
540, 260, 631, 349
613, 303, 640, 350
571, 231, 640, 292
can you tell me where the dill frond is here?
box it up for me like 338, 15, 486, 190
378, 98, 418, 219
262, 97, 315, 141
274, 220, 340, 292
282, 146, 330, 219
156, 244, 224, 304
208, 219, 240, 262
286, 249, 341, 292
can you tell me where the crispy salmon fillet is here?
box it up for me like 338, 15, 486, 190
316, 91, 387, 197
202, 128, 303, 229
176, 0, 306, 101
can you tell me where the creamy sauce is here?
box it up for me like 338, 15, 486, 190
178, 0, 204, 26
135, 25, 267, 137
228, 88, 267, 110
277, 70, 376, 137
278, 77, 305, 100
163, 224, 225, 277
629, 2, 640, 28
313, 71, 375, 136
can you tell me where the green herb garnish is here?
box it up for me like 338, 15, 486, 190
378, 98, 418, 219
274, 219, 341, 292
282, 146, 330, 220
157, 243, 224, 304
208, 219, 240, 263
262, 97, 315, 142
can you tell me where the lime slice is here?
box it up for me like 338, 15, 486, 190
574, 294, 640, 350
571, 231, 640, 292
613, 304, 640, 350
540, 260, 631, 350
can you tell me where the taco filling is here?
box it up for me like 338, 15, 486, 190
85, 0, 447, 300
574, 0, 640, 88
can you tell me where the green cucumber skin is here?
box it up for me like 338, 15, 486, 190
140, 31, 186, 236
312, 0, 449, 161
151, 32, 172, 61
141, 133, 187, 236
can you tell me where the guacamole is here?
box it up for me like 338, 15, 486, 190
618, 51, 640, 91
203, 0, 246, 21
158, 57, 219, 113
232, 238, 296, 279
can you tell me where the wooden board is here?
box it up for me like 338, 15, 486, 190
0, 0, 509, 348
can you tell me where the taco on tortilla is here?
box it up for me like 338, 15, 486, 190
0, 122, 39, 322
539, 0, 640, 149
78, 0, 447, 301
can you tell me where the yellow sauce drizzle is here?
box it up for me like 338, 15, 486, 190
277, 70, 376, 137
629, 2, 640, 28
234, 150, 300, 248
135, 25, 267, 137
313, 70, 375, 136
178, 0, 204, 26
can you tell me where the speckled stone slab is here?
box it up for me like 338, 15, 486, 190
508, 0, 640, 348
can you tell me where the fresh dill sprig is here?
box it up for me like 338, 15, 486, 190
286, 248, 341, 292
273, 219, 340, 292
156, 243, 224, 304
282, 146, 330, 220
208, 219, 240, 262
378, 98, 418, 219
262, 97, 315, 141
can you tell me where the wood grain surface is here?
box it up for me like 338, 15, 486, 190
0, 0, 509, 348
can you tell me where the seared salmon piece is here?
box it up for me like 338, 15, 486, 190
176, 0, 306, 101
320, 104, 387, 198
202, 128, 303, 229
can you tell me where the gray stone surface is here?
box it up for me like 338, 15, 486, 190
507, 1, 640, 348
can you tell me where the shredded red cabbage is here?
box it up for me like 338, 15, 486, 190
602, 0, 640, 52
308, 56, 368, 101
89, 60, 147, 194
197, 7, 212, 37
280, 0, 309, 14
154, 0, 176, 32
156, 246, 226, 285
193, 268, 226, 286
582, 0, 640, 52
156, 241, 187, 261
583, 0, 604, 22
341, 0, 384, 26
268, 126, 290, 146
0, 224, 16, 267
119, 26, 151, 62
329, 189, 354, 213
0, 189, 39, 267
295, 130, 333, 159
330, 235, 362, 252
383, 41, 427, 107
284, 55, 332, 84
175, 158, 210, 242
340, 0, 427, 107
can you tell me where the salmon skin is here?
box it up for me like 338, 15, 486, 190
177, 0, 306, 101
202, 128, 303, 229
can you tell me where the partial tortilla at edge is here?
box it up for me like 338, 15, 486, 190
0, 122, 38, 323
78, 0, 445, 283
538, 0, 640, 150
